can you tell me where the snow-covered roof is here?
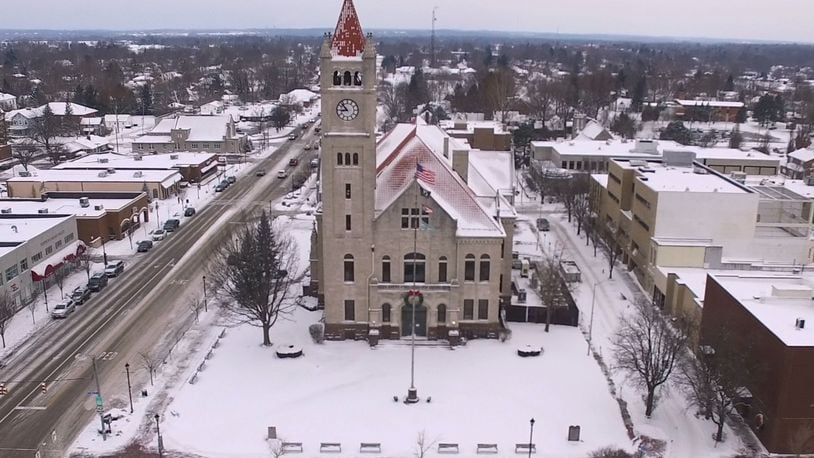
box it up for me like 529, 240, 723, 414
615, 159, 749, 194
144, 115, 234, 142
54, 152, 215, 170
712, 273, 814, 347
282, 89, 318, 105
576, 120, 613, 141
331, 0, 366, 59
374, 124, 506, 238
42, 102, 97, 116
468, 150, 513, 197
0, 196, 144, 218
788, 148, 814, 164
80, 117, 103, 126
675, 99, 744, 109
0, 215, 73, 247
5, 108, 40, 121
0, 92, 14, 102
7, 168, 182, 185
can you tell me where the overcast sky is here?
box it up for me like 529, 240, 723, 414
3, 0, 812, 43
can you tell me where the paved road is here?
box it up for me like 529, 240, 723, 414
0, 124, 321, 457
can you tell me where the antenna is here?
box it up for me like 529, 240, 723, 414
431, 7, 439, 67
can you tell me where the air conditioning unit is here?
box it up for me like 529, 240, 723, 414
796, 318, 806, 330
94, 204, 104, 211
133, 171, 143, 178
97, 171, 108, 178
134, 155, 143, 161
37, 208, 48, 214
0, 208, 11, 214
79, 197, 90, 208
18, 171, 31, 177
99, 158, 109, 163
170, 154, 179, 160
107, 168, 116, 174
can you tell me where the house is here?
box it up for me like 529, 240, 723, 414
5, 108, 40, 137
104, 114, 156, 133
80, 117, 106, 136
6, 168, 182, 201
280, 89, 319, 108
782, 147, 814, 179
132, 115, 248, 155
440, 119, 512, 151
313, 0, 516, 342
4, 102, 98, 137
700, 273, 814, 454
61, 135, 111, 157
200, 101, 224, 115
0, 92, 17, 111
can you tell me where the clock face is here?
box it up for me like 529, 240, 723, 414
336, 99, 360, 121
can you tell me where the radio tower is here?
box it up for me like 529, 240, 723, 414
431, 7, 438, 67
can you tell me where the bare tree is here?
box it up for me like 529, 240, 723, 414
11, 141, 39, 172
53, 266, 69, 298
612, 298, 690, 417
679, 327, 761, 443
209, 211, 299, 346
535, 257, 573, 332
414, 430, 438, 458
379, 81, 408, 124
188, 294, 205, 322
268, 438, 288, 458
27, 284, 40, 325
28, 104, 65, 165
78, 247, 94, 281
483, 68, 516, 125
140, 351, 158, 386
0, 291, 15, 348
526, 78, 555, 121
599, 228, 623, 280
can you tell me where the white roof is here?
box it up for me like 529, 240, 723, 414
42, 102, 97, 116
145, 115, 234, 143
282, 89, 318, 104
0, 92, 14, 102
0, 196, 143, 218
615, 160, 748, 194
55, 152, 215, 170
7, 168, 182, 185
788, 148, 814, 164
577, 120, 613, 141
675, 99, 744, 108
80, 117, 103, 126
712, 273, 814, 347
0, 215, 73, 245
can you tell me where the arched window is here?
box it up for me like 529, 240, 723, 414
352, 153, 359, 165
479, 254, 491, 282
438, 256, 448, 283
437, 303, 447, 324
354, 71, 362, 86
464, 254, 476, 281
344, 152, 351, 165
333, 71, 341, 86
343, 71, 352, 86
337, 152, 343, 165
404, 252, 426, 283
381, 256, 391, 283
382, 303, 392, 323
344, 254, 354, 282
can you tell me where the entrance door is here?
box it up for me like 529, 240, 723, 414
401, 304, 428, 337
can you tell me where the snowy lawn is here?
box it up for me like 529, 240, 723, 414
161, 311, 632, 458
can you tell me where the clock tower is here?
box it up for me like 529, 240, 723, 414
318, 0, 378, 337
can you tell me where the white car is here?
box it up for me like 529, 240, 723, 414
51, 299, 76, 319
152, 229, 166, 241
277, 170, 289, 179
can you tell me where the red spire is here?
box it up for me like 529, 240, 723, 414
331, 0, 366, 58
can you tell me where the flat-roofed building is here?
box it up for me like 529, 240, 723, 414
54, 152, 218, 183
6, 169, 182, 200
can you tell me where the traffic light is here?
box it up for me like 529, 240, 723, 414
40, 382, 47, 394
0, 383, 7, 396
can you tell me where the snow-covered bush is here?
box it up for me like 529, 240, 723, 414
309, 323, 324, 344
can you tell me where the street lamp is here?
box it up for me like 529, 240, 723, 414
202, 275, 208, 312
154, 413, 163, 458
528, 418, 535, 458
99, 236, 108, 266
587, 278, 609, 356
125, 363, 133, 414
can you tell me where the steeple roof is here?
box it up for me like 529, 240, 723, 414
331, 0, 366, 58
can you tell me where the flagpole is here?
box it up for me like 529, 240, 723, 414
406, 158, 420, 404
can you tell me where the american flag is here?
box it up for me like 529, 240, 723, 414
415, 163, 436, 184
421, 204, 433, 215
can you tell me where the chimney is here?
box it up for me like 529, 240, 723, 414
443, 137, 450, 159
452, 148, 469, 183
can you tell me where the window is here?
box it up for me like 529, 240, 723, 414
64, 233, 74, 243
345, 183, 352, 199
55, 239, 63, 249
382, 303, 391, 323
635, 193, 651, 209
337, 153, 343, 165
479, 254, 491, 282
344, 254, 354, 282
463, 299, 474, 320
401, 208, 430, 229
437, 303, 447, 323
31, 252, 42, 262
333, 71, 342, 85
478, 299, 489, 320
464, 254, 476, 281
352, 153, 359, 166
343, 71, 352, 86
345, 214, 352, 231
345, 153, 351, 165
609, 173, 622, 184
403, 253, 426, 283
5, 265, 18, 282
608, 192, 620, 204
438, 256, 448, 283
45, 245, 53, 255
344, 300, 355, 320
354, 71, 362, 86
634, 215, 650, 232
19, 258, 28, 271
381, 256, 391, 283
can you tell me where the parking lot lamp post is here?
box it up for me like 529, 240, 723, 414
100, 236, 108, 265
125, 363, 133, 413
154, 414, 163, 457
528, 418, 535, 458
202, 275, 208, 312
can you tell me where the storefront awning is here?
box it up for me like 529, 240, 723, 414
30, 241, 85, 281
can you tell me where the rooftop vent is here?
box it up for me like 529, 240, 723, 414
18, 171, 31, 177
0, 208, 11, 214
79, 196, 90, 208
796, 318, 806, 330
170, 154, 179, 160
638, 167, 656, 173
37, 208, 48, 214
133, 171, 143, 178
97, 171, 108, 178
99, 158, 109, 163
694, 168, 709, 175
94, 204, 104, 211
106, 168, 116, 174
134, 155, 143, 161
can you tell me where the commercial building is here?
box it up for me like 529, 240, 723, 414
782, 147, 814, 179
54, 152, 218, 183
701, 273, 814, 454
441, 119, 512, 151
674, 99, 744, 123
132, 115, 248, 155
6, 168, 182, 200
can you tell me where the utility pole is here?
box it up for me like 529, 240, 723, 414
92, 358, 107, 441
431, 7, 439, 68
125, 363, 133, 414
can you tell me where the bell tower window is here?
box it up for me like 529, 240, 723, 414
354, 72, 362, 86
343, 71, 352, 86
333, 71, 341, 86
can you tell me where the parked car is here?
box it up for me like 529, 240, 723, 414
289, 158, 299, 166
215, 182, 228, 192
184, 207, 196, 217
536, 218, 550, 232
152, 229, 166, 241
310, 158, 320, 169
51, 298, 76, 319
164, 219, 180, 232
105, 260, 125, 277
303, 143, 311, 151
288, 134, 297, 141
70, 286, 91, 305
226, 176, 237, 184
88, 272, 108, 292
277, 170, 289, 179
137, 240, 154, 252
256, 169, 266, 177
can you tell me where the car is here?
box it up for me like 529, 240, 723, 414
310, 158, 320, 169
51, 298, 76, 319
88, 272, 108, 292
289, 158, 299, 166
184, 207, 196, 217
215, 181, 228, 192
536, 218, 550, 232
277, 170, 289, 179
304, 143, 312, 151
70, 286, 91, 305
137, 240, 154, 252
314, 126, 321, 133
164, 219, 180, 232
152, 229, 166, 241
105, 260, 125, 277
288, 134, 297, 141
256, 169, 266, 177
226, 176, 236, 184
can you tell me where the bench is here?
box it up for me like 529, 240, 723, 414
515, 443, 536, 454
477, 443, 499, 454
360, 442, 381, 453
437, 443, 459, 454
319, 442, 341, 453
281, 442, 303, 453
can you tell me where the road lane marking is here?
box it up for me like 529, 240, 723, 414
14, 406, 47, 411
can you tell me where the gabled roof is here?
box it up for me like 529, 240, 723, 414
331, 0, 366, 58
375, 124, 506, 238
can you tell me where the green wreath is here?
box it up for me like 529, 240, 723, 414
402, 290, 424, 308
